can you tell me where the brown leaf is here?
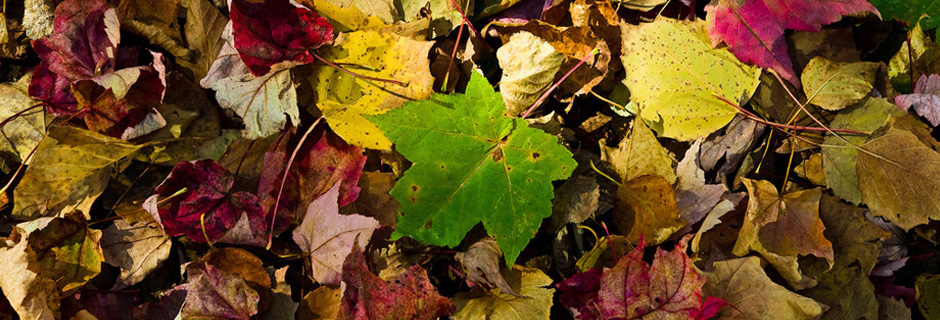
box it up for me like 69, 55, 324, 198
613, 175, 683, 245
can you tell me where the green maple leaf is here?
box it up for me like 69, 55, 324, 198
368, 72, 576, 264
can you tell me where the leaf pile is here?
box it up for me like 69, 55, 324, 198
3, 0, 940, 319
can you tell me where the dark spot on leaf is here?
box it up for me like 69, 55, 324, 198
532, 152, 540, 159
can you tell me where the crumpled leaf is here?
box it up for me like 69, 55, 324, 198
258, 127, 366, 224
801, 57, 879, 111
0, 73, 45, 163
72, 55, 168, 138
400, 0, 470, 37
100, 218, 172, 288
144, 159, 270, 246
230, 0, 334, 76
857, 127, 940, 230
177, 0, 228, 81
13, 126, 140, 220
733, 179, 833, 290
454, 238, 517, 296
550, 174, 601, 229
308, 29, 434, 150
487, 20, 611, 99
453, 266, 553, 320
339, 243, 455, 319
368, 72, 576, 265
23, 0, 55, 40
497, 31, 564, 115
181, 262, 260, 320
705, 0, 879, 85
211, 66, 298, 139
699, 115, 766, 182
703, 257, 827, 319
292, 183, 378, 286
0, 228, 60, 320
823, 98, 904, 204
896, 74, 940, 126
113, 0, 187, 59
602, 119, 676, 184
621, 19, 761, 140
613, 175, 684, 246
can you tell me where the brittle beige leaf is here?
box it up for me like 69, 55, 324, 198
177, 0, 228, 81
703, 257, 827, 319
801, 57, 879, 110
0, 73, 45, 163
101, 219, 172, 288
453, 266, 553, 320
497, 31, 564, 115
211, 67, 298, 140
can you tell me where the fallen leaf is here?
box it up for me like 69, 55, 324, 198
339, 243, 455, 319
550, 174, 601, 229
0, 73, 45, 163
23, 0, 54, 39
258, 126, 366, 224
703, 257, 827, 319
916, 274, 940, 319
801, 57, 879, 110
318, 0, 399, 24
145, 159, 270, 246
675, 139, 729, 226
341, 171, 400, 228
803, 264, 878, 320
297, 286, 342, 319
400, 0, 470, 37
887, 21, 940, 92
13, 127, 140, 220
0, 230, 60, 320
621, 19, 761, 140
177, 0, 228, 80
817, 194, 890, 273
823, 98, 906, 205
896, 74, 940, 126
100, 218, 172, 288
699, 115, 766, 182
613, 175, 684, 245
30, 0, 120, 82
575, 235, 633, 272
308, 29, 434, 150
857, 127, 940, 230
794, 152, 826, 186
497, 31, 564, 115
292, 183, 379, 286
733, 179, 833, 289
211, 66, 299, 139
368, 72, 576, 264
182, 262, 261, 320
298, 0, 389, 33
879, 295, 913, 320
602, 118, 677, 184
113, 0, 187, 59
230, 0, 334, 76
705, 0, 878, 85
454, 238, 516, 296
868, 0, 940, 29
453, 266, 553, 320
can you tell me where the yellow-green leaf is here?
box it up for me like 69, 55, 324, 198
620, 19, 760, 141
13, 127, 140, 220
602, 119, 677, 183
308, 30, 434, 150
801, 57, 879, 110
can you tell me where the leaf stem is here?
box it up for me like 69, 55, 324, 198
266, 117, 324, 249
447, 0, 490, 50
442, 19, 466, 91
309, 51, 406, 87
0, 103, 43, 129
713, 94, 866, 135
521, 48, 599, 118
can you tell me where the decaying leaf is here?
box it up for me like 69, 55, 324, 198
896, 74, 940, 126
0, 73, 45, 163
602, 118, 676, 184
453, 266, 553, 320
801, 57, 879, 110
703, 257, 827, 319
496, 31, 564, 115
101, 219, 172, 288
454, 238, 516, 296
211, 67, 299, 139
613, 175, 684, 246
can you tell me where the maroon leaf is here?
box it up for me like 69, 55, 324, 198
230, 0, 334, 76
258, 127, 366, 224
28, 62, 78, 115
557, 267, 603, 320
182, 262, 260, 320
30, 0, 119, 81
340, 243, 455, 320
145, 159, 270, 246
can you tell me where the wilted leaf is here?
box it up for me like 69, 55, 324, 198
230, 0, 333, 76
734, 179, 833, 289
100, 219, 172, 288
705, 0, 878, 85
454, 238, 516, 296
453, 266, 553, 320
400, 0, 469, 37
497, 31, 564, 115
857, 127, 940, 230
182, 262, 261, 320
369, 72, 576, 265
341, 171, 400, 227
621, 19, 761, 140
896, 74, 940, 126
23, 0, 55, 39
340, 244, 455, 319
0, 231, 60, 320
292, 183, 378, 286
308, 29, 434, 150
703, 257, 827, 319
211, 67, 298, 139
13, 127, 140, 220
602, 119, 676, 184
614, 175, 683, 245
794, 153, 826, 186
916, 274, 940, 319
801, 57, 879, 111
675, 139, 728, 225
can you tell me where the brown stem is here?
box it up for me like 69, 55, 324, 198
266, 117, 324, 249
713, 95, 867, 135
